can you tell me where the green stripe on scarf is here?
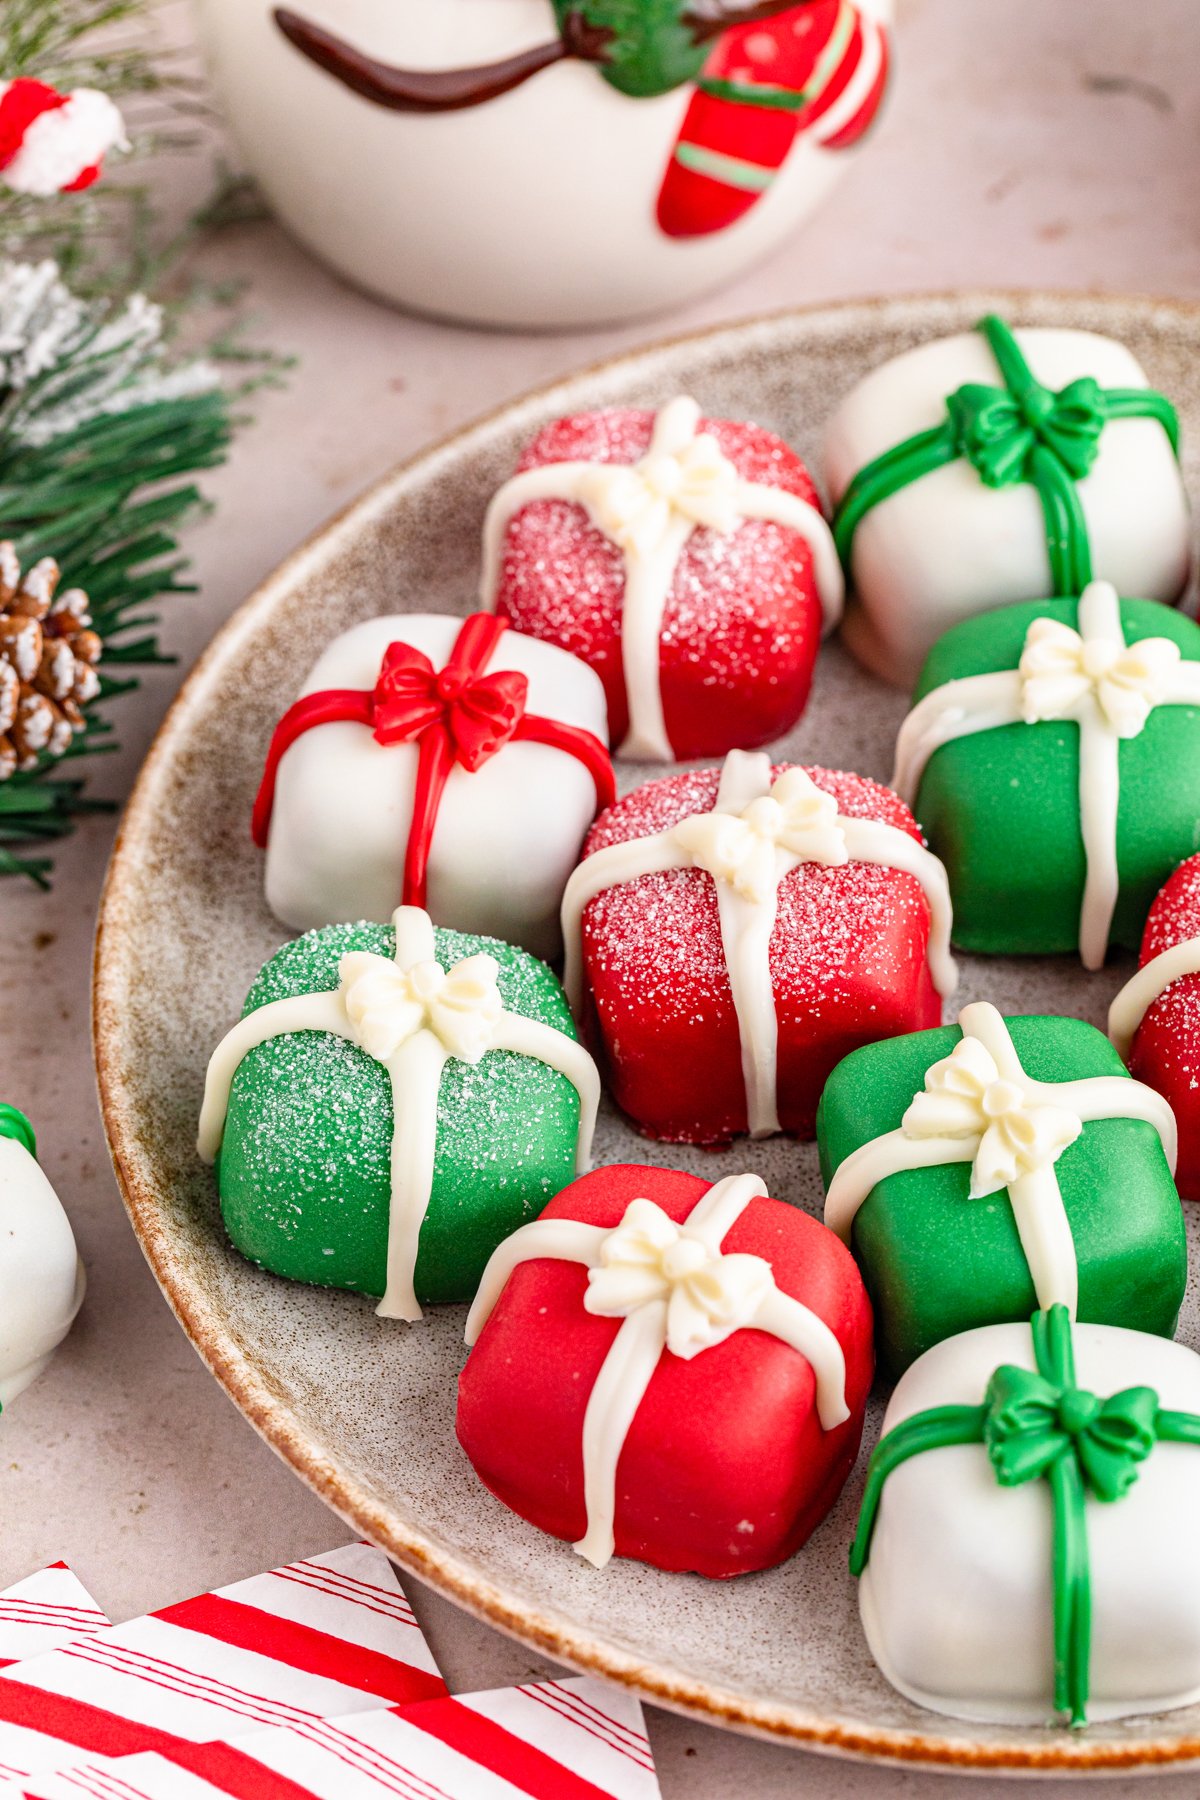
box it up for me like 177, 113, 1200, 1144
671, 142, 775, 193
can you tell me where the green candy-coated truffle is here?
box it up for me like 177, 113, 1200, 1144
217, 921, 582, 1306
817, 1013, 1186, 1379
913, 597, 1200, 958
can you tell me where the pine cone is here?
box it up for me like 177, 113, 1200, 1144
0, 542, 100, 779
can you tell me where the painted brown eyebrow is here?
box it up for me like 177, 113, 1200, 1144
273, 2, 815, 113
272, 8, 613, 113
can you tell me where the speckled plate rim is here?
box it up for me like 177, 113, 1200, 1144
93, 288, 1200, 1775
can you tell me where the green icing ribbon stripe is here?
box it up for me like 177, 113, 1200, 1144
832, 315, 1182, 597
0, 1104, 36, 1159
849, 1305, 1200, 1727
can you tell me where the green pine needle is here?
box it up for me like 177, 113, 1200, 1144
0, 0, 291, 883
0, 338, 232, 869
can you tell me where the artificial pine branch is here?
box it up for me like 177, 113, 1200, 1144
0, 0, 292, 883
0, 261, 233, 878
0, 0, 203, 288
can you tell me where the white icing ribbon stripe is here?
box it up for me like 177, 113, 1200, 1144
892, 581, 1200, 970
198, 906, 600, 1322
824, 1000, 1177, 1314
561, 749, 957, 1138
1109, 934, 1200, 1060
480, 396, 845, 761
465, 1172, 850, 1569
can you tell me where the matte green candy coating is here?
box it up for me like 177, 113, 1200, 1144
217, 921, 582, 1306
816, 1014, 1186, 1379
913, 597, 1200, 958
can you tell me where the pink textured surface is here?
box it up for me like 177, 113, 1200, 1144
8, 1, 1200, 1792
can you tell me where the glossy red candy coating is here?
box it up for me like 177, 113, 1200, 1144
457, 1163, 873, 1579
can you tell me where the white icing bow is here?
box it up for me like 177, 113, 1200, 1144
1019, 616, 1182, 738
339, 949, 503, 1065
467, 1172, 852, 1567
902, 1035, 1083, 1199
670, 767, 849, 905
578, 429, 742, 559
199, 906, 601, 1327
583, 1197, 774, 1360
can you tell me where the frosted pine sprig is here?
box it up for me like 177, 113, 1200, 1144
0, 258, 219, 445
0, 0, 279, 882
0, 255, 231, 881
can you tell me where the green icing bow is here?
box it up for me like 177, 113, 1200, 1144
0, 1103, 35, 1159
946, 378, 1105, 489
833, 315, 1181, 597
849, 1305, 1200, 1727
984, 1359, 1157, 1499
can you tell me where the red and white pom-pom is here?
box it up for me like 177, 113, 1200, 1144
0, 77, 127, 196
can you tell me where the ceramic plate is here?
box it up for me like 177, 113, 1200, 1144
94, 292, 1200, 1773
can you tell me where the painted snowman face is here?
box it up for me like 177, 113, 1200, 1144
196, 0, 892, 327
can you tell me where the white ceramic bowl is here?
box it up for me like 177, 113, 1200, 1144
193, 0, 892, 329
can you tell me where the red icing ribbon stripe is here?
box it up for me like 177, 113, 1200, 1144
252, 612, 615, 910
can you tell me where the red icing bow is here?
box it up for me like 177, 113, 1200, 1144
370, 636, 527, 768
252, 612, 615, 910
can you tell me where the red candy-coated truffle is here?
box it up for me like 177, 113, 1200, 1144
490, 407, 831, 761
1122, 855, 1200, 1200
570, 762, 946, 1144
457, 1163, 873, 1579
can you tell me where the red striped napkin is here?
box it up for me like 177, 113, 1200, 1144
8, 1673, 660, 1800
0, 1567, 109, 1668
0, 1545, 444, 1783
